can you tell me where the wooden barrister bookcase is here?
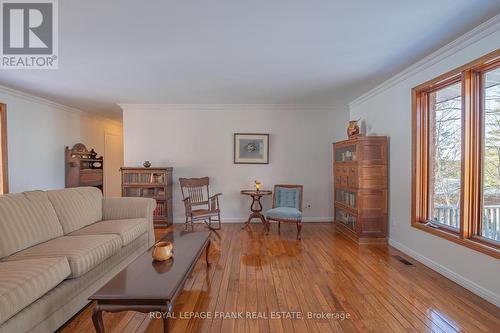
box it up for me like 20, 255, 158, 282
333, 136, 388, 243
120, 167, 173, 227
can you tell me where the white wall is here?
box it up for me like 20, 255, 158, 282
1, 87, 81, 192
80, 114, 123, 197
349, 17, 500, 306
122, 104, 347, 223
0, 85, 123, 194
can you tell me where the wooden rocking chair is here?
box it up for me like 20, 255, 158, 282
179, 177, 222, 230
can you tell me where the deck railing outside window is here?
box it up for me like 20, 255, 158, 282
434, 205, 500, 241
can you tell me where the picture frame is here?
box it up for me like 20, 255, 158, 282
234, 133, 269, 164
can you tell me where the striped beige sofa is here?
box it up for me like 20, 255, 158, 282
0, 187, 155, 333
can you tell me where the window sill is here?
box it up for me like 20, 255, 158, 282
411, 222, 500, 259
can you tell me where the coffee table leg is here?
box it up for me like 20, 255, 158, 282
206, 239, 211, 266
163, 317, 169, 333
162, 303, 172, 333
92, 304, 105, 333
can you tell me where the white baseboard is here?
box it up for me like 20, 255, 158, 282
172, 217, 333, 224
388, 238, 500, 307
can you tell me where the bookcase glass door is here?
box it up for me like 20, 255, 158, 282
335, 145, 357, 162
122, 172, 165, 184
335, 189, 356, 209
335, 207, 357, 231
121, 167, 173, 227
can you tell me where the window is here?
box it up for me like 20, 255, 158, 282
412, 49, 500, 259
0, 103, 7, 195
482, 67, 500, 242
429, 81, 463, 230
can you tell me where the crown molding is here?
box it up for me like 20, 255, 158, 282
0, 84, 82, 114
118, 103, 344, 112
349, 13, 500, 109
0, 84, 123, 123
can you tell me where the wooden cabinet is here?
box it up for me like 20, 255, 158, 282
65, 143, 103, 191
120, 167, 173, 227
333, 136, 387, 243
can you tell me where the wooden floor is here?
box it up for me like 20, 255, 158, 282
60, 223, 500, 333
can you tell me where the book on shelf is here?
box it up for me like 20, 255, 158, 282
153, 202, 165, 217
152, 173, 165, 184
124, 188, 141, 197
123, 172, 167, 184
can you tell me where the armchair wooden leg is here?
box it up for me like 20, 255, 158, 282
185, 217, 189, 231
278, 221, 280, 233
296, 221, 302, 240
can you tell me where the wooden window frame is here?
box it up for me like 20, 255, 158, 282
0, 103, 8, 194
412, 49, 500, 259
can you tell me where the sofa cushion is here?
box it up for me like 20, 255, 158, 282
47, 187, 103, 234
0, 257, 70, 325
5, 235, 121, 278
0, 191, 63, 259
266, 207, 303, 220
69, 218, 148, 246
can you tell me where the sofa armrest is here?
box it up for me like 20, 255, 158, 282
102, 197, 156, 247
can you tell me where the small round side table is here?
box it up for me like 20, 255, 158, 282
240, 190, 272, 229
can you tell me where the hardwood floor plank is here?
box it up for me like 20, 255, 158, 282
60, 223, 499, 333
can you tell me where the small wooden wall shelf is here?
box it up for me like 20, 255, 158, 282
333, 136, 388, 243
65, 143, 103, 191
120, 167, 173, 227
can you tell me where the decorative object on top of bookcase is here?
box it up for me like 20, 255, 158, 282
143, 161, 151, 168
120, 167, 173, 227
65, 143, 104, 191
347, 119, 361, 139
333, 136, 388, 244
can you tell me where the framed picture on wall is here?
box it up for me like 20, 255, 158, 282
234, 133, 269, 164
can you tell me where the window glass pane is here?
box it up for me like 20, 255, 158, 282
482, 67, 500, 242
429, 82, 462, 229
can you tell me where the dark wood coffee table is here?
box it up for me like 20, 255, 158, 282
89, 230, 211, 333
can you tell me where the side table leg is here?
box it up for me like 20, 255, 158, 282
259, 215, 268, 233
92, 304, 105, 333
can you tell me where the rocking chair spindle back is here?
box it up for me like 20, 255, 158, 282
179, 177, 222, 230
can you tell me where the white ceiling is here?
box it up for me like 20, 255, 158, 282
1, 0, 499, 119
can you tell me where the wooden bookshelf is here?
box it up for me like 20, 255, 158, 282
120, 167, 173, 227
333, 136, 388, 243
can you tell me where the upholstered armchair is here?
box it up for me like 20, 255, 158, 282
265, 185, 303, 239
